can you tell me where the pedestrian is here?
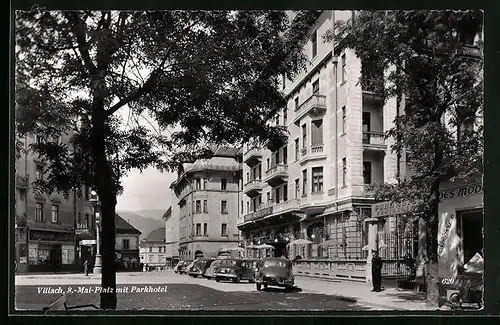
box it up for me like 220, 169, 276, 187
83, 259, 89, 276
371, 250, 383, 292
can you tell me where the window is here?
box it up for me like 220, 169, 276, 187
241, 200, 244, 213
282, 74, 286, 90
267, 192, 271, 203
84, 186, 90, 200
294, 97, 299, 110
311, 119, 323, 146
196, 200, 201, 213
51, 205, 59, 223
312, 79, 319, 94
123, 239, 130, 249
203, 178, 208, 189
78, 212, 81, 224
341, 54, 346, 82
221, 223, 228, 236
221, 178, 227, 191
311, 29, 318, 58
246, 201, 250, 213
35, 203, 43, 221
266, 158, 270, 171
283, 108, 287, 125
312, 167, 324, 193
295, 138, 299, 161
302, 124, 307, 147
221, 200, 228, 214
196, 223, 202, 236
302, 170, 308, 196
275, 187, 281, 204
342, 107, 346, 134
295, 179, 300, 199
36, 165, 43, 180
195, 178, 201, 190
282, 146, 288, 164
342, 158, 347, 187
35, 135, 44, 145
363, 162, 372, 184
283, 184, 288, 201
85, 213, 90, 228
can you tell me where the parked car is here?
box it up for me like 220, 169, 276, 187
177, 260, 193, 274
188, 259, 215, 277
204, 259, 223, 279
214, 259, 255, 283
244, 258, 260, 281
173, 262, 182, 273
255, 257, 294, 291
184, 260, 197, 274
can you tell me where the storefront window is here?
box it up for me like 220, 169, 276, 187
458, 209, 483, 264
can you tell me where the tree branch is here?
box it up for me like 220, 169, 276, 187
64, 12, 98, 76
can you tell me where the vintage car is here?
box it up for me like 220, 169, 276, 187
188, 259, 215, 278
214, 259, 255, 283
177, 260, 193, 274
204, 259, 223, 279
244, 258, 260, 281
255, 257, 294, 291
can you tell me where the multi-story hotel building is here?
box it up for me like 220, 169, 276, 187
238, 10, 405, 261
170, 147, 243, 260
14, 133, 88, 273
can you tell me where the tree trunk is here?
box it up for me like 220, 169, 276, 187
425, 176, 441, 308
91, 102, 117, 310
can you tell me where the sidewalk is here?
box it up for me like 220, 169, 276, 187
295, 275, 434, 311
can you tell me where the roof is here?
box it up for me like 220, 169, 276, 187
212, 147, 242, 158
144, 227, 165, 243
115, 214, 142, 235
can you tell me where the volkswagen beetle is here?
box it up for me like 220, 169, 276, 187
255, 257, 294, 291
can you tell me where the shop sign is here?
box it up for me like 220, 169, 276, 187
29, 230, 74, 242
80, 239, 96, 245
372, 201, 418, 218
253, 206, 273, 220
440, 183, 483, 201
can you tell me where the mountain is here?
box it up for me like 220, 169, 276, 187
128, 209, 167, 222
115, 211, 165, 240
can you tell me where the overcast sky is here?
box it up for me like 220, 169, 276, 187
116, 167, 176, 212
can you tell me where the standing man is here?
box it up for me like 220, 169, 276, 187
83, 259, 89, 276
371, 250, 383, 292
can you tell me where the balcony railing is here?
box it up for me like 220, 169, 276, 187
362, 131, 386, 148
299, 144, 326, 164
293, 94, 327, 124
16, 175, 29, 189
243, 146, 263, 166
264, 164, 288, 184
243, 179, 264, 196
361, 78, 384, 96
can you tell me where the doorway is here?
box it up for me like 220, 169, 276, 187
459, 209, 483, 264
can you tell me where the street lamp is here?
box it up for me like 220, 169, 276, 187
89, 190, 102, 274
274, 238, 278, 243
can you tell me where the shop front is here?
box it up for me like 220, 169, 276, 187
437, 179, 483, 308
28, 229, 76, 272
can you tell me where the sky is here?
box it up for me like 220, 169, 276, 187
116, 167, 176, 212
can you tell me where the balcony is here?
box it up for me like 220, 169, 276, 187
293, 94, 327, 125
362, 131, 387, 151
361, 77, 385, 103
299, 144, 327, 165
243, 179, 264, 197
16, 175, 29, 189
243, 146, 263, 167
264, 164, 288, 186
299, 192, 327, 215
273, 198, 301, 215
352, 184, 376, 198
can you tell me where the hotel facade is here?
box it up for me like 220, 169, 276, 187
238, 10, 405, 264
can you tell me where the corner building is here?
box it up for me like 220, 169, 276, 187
238, 10, 404, 261
171, 148, 243, 260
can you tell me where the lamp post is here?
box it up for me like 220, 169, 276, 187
89, 190, 102, 274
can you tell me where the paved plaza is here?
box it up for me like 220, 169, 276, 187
14, 271, 432, 312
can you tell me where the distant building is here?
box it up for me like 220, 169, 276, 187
14, 133, 88, 273
170, 147, 243, 260
139, 227, 167, 267
115, 214, 141, 269
163, 206, 179, 266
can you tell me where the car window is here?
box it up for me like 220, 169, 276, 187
220, 259, 237, 266
262, 260, 291, 268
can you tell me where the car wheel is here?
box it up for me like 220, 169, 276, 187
264, 284, 268, 289
193, 275, 198, 278
216, 278, 220, 282
256, 283, 262, 291
285, 285, 293, 292
232, 276, 241, 283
